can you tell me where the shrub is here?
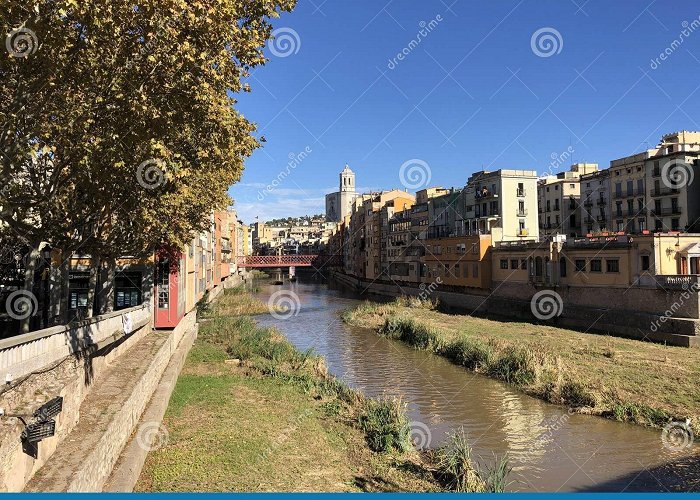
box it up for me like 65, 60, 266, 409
441, 337, 493, 370
561, 381, 596, 408
487, 347, 536, 386
359, 397, 411, 453
437, 428, 485, 492
380, 316, 443, 351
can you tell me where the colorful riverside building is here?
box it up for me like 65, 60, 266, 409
154, 209, 247, 329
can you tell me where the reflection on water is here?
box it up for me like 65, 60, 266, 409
252, 276, 699, 492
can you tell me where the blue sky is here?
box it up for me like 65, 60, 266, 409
229, 0, 700, 223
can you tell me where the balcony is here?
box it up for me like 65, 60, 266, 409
516, 189, 527, 197
584, 216, 594, 224
613, 188, 645, 199
597, 198, 607, 206
518, 228, 529, 237
651, 207, 682, 216
516, 208, 528, 216
584, 200, 593, 208
475, 189, 498, 200
652, 168, 661, 177
596, 215, 607, 222
650, 187, 680, 197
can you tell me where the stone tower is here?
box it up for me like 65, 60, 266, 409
326, 164, 359, 222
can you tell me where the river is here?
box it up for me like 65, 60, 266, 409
251, 274, 699, 492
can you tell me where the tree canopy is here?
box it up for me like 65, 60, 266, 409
1, 0, 296, 257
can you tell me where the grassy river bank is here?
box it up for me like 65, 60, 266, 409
136, 288, 507, 492
342, 297, 700, 435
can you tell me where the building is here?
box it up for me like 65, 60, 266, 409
461, 169, 539, 242
609, 148, 654, 234
422, 235, 492, 289
538, 163, 599, 237
646, 131, 700, 233
325, 164, 360, 223
579, 168, 611, 235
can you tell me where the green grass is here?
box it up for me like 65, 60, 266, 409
137, 291, 444, 492
343, 297, 700, 433
359, 397, 412, 453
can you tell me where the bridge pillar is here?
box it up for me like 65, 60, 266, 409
289, 266, 296, 277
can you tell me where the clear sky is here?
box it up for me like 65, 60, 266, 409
229, 0, 700, 224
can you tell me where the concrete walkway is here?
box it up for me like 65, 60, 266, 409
24, 331, 171, 492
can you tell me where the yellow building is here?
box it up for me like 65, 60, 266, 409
422, 235, 492, 289
461, 169, 540, 241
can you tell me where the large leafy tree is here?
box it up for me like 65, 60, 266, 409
1, 0, 295, 329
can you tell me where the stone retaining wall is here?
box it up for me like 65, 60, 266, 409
329, 270, 699, 347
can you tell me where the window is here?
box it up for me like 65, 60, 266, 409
560, 257, 567, 278
500, 259, 508, 269
641, 255, 650, 271
575, 259, 586, 272
606, 259, 620, 273
473, 263, 479, 278
521, 259, 527, 270
510, 259, 518, 269
590, 259, 602, 272
672, 218, 680, 230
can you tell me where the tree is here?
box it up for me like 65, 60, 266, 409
0, 0, 296, 331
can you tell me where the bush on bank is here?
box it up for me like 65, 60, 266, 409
342, 297, 695, 432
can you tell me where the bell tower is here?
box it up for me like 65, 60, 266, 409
340, 164, 355, 193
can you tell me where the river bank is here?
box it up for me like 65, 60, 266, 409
342, 297, 700, 436
136, 288, 503, 492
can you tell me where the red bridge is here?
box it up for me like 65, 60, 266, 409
236, 254, 341, 268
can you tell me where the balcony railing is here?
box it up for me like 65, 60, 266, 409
516, 189, 526, 197
596, 215, 607, 222
651, 207, 682, 216
613, 188, 645, 198
517, 209, 528, 216
651, 187, 680, 197
584, 200, 593, 208
597, 198, 607, 206
652, 169, 661, 177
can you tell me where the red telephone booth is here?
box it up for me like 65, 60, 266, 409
154, 250, 186, 329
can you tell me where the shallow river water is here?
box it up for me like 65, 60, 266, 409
252, 275, 699, 492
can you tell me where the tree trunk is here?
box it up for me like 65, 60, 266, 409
101, 257, 116, 314
19, 245, 40, 334
85, 254, 99, 319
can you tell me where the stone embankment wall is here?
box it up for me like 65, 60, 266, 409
0, 272, 246, 491
329, 270, 699, 347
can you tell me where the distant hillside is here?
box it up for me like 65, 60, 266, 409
265, 214, 325, 226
